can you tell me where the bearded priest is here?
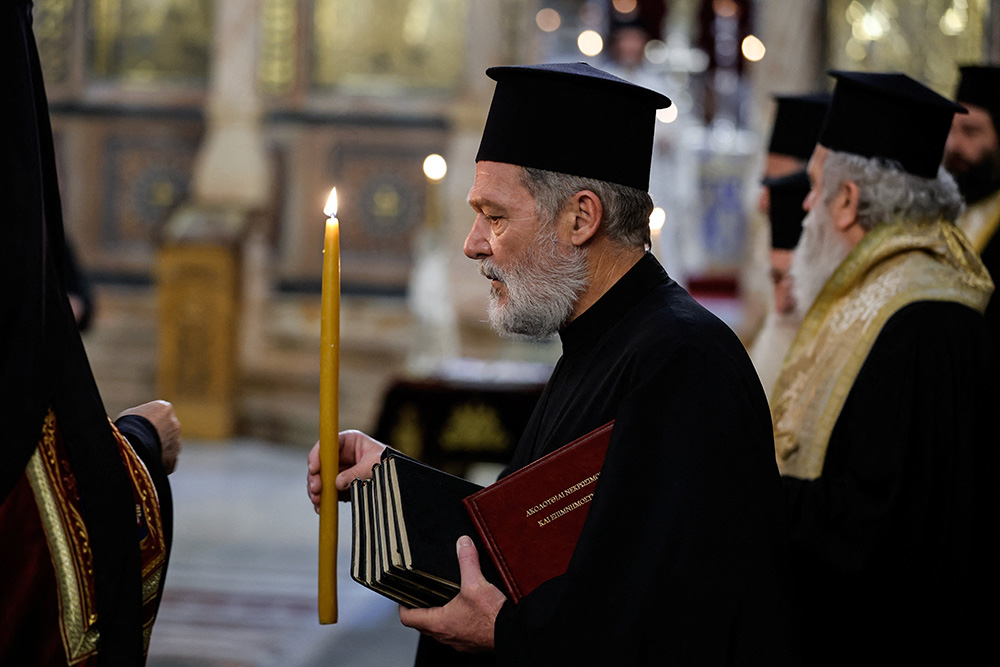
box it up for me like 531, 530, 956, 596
771, 70, 999, 666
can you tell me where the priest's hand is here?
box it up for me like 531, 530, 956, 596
117, 400, 181, 474
399, 535, 506, 653
307, 430, 386, 511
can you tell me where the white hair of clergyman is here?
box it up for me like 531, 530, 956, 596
821, 150, 964, 230
517, 166, 654, 247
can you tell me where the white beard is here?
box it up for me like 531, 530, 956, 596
790, 203, 853, 318
480, 226, 590, 340
749, 309, 802, 402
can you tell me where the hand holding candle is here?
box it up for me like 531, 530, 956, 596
318, 187, 340, 624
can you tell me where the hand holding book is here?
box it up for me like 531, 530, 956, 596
399, 535, 506, 653
348, 421, 614, 607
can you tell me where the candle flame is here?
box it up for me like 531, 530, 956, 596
324, 188, 338, 218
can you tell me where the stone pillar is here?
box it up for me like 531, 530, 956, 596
192, 0, 270, 207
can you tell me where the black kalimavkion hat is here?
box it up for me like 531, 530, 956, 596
763, 170, 810, 250
476, 62, 672, 191
819, 70, 967, 178
955, 65, 1000, 131
767, 93, 830, 160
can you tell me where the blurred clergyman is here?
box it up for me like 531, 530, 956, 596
1, 4, 180, 664
945, 64, 1000, 348
751, 170, 810, 399
309, 62, 798, 665
749, 93, 828, 400
756, 94, 829, 216
772, 71, 999, 665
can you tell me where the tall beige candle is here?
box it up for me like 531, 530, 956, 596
318, 187, 340, 624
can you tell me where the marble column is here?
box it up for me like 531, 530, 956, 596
192, 0, 271, 206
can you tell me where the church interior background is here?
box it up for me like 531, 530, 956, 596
30, 0, 998, 664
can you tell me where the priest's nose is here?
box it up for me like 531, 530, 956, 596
464, 215, 492, 260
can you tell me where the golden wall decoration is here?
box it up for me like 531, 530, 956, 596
89, 0, 212, 83
827, 0, 988, 94
312, 0, 467, 92
259, 0, 297, 96
439, 403, 511, 454
33, 0, 75, 86
158, 243, 240, 439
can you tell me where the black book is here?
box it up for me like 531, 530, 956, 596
349, 454, 499, 608
350, 465, 435, 609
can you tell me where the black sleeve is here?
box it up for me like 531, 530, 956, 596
114, 414, 162, 468
114, 413, 174, 553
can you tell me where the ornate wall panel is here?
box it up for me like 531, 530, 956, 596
258, 0, 298, 96
267, 115, 449, 295
89, 0, 212, 83
311, 0, 468, 92
102, 133, 197, 249
33, 0, 76, 87
51, 110, 204, 279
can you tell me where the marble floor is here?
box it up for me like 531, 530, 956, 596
147, 439, 419, 667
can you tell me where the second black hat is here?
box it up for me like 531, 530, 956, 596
819, 70, 966, 179
764, 170, 810, 250
955, 64, 1000, 123
767, 93, 830, 161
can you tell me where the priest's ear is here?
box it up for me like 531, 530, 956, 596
829, 179, 861, 234
563, 190, 603, 247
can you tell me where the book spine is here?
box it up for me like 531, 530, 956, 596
462, 497, 523, 603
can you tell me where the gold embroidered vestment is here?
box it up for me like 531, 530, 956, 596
771, 218, 993, 480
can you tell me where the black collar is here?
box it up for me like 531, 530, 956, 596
559, 252, 669, 353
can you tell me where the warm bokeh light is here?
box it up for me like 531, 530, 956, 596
644, 39, 668, 64
741, 35, 766, 61
324, 188, 338, 217
656, 106, 679, 124
848, 3, 889, 43
845, 38, 867, 61
612, 0, 638, 14
577, 30, 604, 56
536, 8, 561, 33
940, 6, 968, 35
423, 154, 447, 182
713, 0, 738, 18
649, 207, 666, 231
846, 1, 866, 23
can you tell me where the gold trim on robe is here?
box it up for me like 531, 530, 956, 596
108, 417, 168, 654
956, 189, 1000, 254
772, 218, 993, 480
25, 410, 99, 665
24, 410, 169, 663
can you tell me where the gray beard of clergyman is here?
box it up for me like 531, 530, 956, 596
790, 200, 853, 319
480, 224, 590, 340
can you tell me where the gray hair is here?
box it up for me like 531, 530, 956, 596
822, 150, 964, 230
516, 166, 653, 248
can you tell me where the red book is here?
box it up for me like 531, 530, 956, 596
462, 421, 614, 603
